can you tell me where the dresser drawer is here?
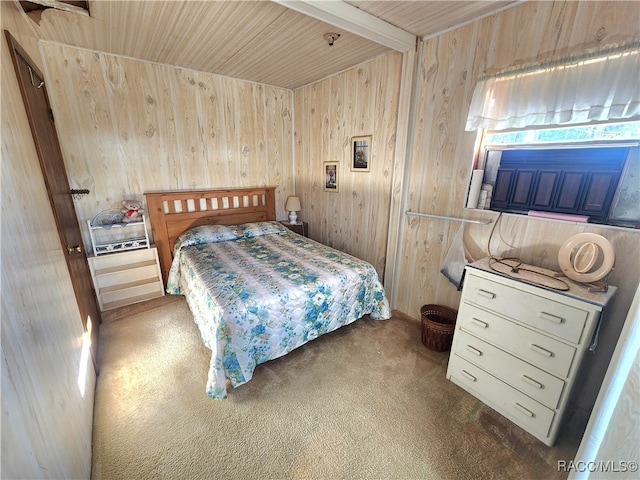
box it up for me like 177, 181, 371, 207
458, 302, 577, 378
453, 329, 565, 409
88, 247, 164, 311
448, 355, 555, 439
463, 272, 589, 344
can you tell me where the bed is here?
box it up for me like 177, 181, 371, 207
145, 187, 391, 399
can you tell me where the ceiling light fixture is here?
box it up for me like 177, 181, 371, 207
323, 32, 340, 47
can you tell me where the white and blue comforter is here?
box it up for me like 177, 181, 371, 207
167, 221, 391, 399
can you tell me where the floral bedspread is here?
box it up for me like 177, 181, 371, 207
167, 221, 391, 399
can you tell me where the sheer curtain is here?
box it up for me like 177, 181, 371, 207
466, 49, 640, 131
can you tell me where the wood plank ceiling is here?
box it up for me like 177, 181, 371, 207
17, 0, 520, 89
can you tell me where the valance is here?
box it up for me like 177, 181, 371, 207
465, 49, 640, 131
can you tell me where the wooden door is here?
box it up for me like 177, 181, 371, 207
531, 171, 559, 209
555, 171, 586, 211
6, 32, 100, 364
581, 171, 620, 217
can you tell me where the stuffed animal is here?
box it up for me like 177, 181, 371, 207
121, 199, 144, 223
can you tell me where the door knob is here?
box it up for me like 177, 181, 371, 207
67, 245, 82, 254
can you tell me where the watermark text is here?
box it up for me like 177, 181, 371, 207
558, 460, 638, 473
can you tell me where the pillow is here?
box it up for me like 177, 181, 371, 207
236, 221, 288, 238
174, 224, 240, 252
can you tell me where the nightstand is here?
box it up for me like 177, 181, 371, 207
87, 247, 165, 311
280, 221, 308, 237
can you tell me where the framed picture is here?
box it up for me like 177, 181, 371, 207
324, 162, 339, 192
351, 135, 371, 172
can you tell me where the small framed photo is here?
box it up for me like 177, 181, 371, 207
324, 162, 340, 192
351, 135, 371, 172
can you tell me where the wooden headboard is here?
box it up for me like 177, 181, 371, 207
145, 187, 277, 283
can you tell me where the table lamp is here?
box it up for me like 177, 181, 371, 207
285, 196, 301, 224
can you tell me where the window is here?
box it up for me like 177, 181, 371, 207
464, 47, 639, 228
470, 121, 640, 228
484, 122, 640, 145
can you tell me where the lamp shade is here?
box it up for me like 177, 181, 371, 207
285, 196, 301, 212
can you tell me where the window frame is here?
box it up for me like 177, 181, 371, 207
469, 126, 640, 229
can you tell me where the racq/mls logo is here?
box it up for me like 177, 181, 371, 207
558, 460, 639, 473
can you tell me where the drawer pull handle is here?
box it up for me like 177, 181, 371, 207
471, 318, 489, 329
465, 345, 482, 357
514, 402, 535, 418
477, 289, 496, 299
521, 375, 544, 389
530, 344, 554, 358
461, 370, 477, 382
465, 345, 483, 356
539, 312, 564, 324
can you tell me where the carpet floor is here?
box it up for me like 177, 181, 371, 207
91, 295, 586, 480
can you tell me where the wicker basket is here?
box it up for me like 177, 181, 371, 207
420, 304, 457, 352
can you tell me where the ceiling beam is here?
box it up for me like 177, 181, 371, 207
272, 0, 416, 52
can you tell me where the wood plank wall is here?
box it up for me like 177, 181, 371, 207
391, 0, 640, 411
293, 52, 403, 276
398, 0, 640, 316
1, 2, 94, 478
40, 42, 294, 251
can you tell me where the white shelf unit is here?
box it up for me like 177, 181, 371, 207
87, 247, 165, 311
87, 215, 150, 255
446, 258, 616, 446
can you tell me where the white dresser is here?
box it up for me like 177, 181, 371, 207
446, 257, 616, 446
87, 247, 165, 311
